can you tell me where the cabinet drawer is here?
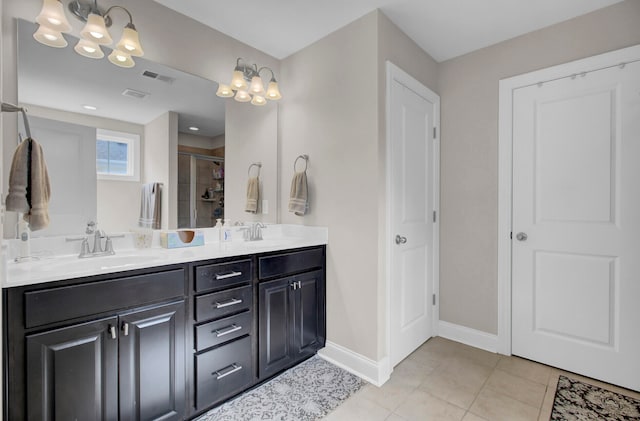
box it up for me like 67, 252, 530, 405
195, 336, 252, 409
258, 247, 324, 280
195, 311, 252, 351
24, 269, 185, 329
195, 259, 252, 293
195, 285, 252, 322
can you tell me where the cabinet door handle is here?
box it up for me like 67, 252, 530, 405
291, 281, 297, 290
108, 325, 117, 340
213, 363, 243, 380
297, 281, 302, 289
213, 298, 243, 308
122, 322, 129, 336
214, 324, 242, 337
215, 271, 242, 280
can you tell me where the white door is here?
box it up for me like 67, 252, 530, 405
512, 60, 640, 391
388, 64, 439, 367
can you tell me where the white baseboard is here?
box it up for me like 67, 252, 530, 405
438, 320, 499, 353
318, 341, 391, 387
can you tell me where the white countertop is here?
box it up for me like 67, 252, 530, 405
2, 224, 328, 288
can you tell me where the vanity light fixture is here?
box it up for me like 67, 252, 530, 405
33, 0, 144, 68
216, 58, 282, 106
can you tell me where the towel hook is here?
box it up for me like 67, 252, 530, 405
248, 162, 262, 177
2, 102, 32, 139
294, 154, 309, 172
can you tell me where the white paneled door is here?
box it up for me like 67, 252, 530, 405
388, 64, 439, 367
512, 60, 640, 391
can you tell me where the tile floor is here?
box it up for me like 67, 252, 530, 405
323, 337, 640, 421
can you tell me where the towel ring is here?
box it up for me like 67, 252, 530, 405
294, 154, 309, 172
248, 162, 262, 177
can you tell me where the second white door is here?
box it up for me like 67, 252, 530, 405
512, 60, 640, 391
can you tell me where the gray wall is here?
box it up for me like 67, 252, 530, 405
437, 0, 640, 334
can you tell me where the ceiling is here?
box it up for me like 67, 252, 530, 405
154, 0, 623, 62
18, 20, 225, 138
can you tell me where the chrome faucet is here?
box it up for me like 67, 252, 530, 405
240, 222, 266, 241
67, 221, 115, 258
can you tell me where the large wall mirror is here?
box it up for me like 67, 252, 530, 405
5, 18, 278, 238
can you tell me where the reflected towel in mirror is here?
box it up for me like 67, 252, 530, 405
6, 138, 51, 230
245, 177, 259, 213
139, 182, 162, 229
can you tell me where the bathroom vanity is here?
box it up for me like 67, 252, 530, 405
2, 226, 326, 420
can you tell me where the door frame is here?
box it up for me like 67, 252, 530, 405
385, 61, 440, 374
497, 44, 640, 355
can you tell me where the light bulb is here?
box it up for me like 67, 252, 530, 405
35, 0, 71, 33
74, 38, 104, 59
115, 26, 144, 57
230, 70, 248, 91
249, 76, 265, 96
108, 49, 135, 68
251, 95, 267, 106
80, 13, 113, 45
234, 89, 251, 103
33, 24, 67, 48
216, 84, 234, 98
265, 81, 282, 100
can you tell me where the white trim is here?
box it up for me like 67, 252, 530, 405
317, 342, 391, 387
385, 61, 440, 374
438, 321, 498, 353
497, 44, 640, 357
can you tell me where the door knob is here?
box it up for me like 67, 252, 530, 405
516, 232, 528, 241
395, 235, 407, 245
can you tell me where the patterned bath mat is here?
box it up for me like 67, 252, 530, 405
551, 375, 640, 420
196, 355, 365, 421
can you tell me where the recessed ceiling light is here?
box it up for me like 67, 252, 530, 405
189, 126, 199, 131
82, 104, 98, 110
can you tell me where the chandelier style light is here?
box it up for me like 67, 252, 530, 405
216, 58, 282, 106
33, 0, 144, 68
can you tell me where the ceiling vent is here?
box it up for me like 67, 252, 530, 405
121, 88, 149, 99
142, 70, 175, 84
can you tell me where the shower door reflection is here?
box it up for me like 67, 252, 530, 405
178, 153, 224, 228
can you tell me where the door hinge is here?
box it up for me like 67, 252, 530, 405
432, 294, 436, 305
433, 127, 437, 139
433, 210, 437, 223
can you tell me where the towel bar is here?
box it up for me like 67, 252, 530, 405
294, 154, 309, 172
248, 162, 262, 177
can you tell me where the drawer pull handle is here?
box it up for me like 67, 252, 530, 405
213, 298, 243, 309
215, 271, 242, 280
214, 324, 243, 337
214, 363, 243, 380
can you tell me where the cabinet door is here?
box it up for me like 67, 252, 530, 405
26, 317, 118, 421
292, 270, 325, 359
259, 278, 294, 379
119, 300, 186, 421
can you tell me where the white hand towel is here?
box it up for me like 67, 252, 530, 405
245, 177, 259, 213
139, 182, 162, 229
288, 171, 308, 216
6, 138, 51, 230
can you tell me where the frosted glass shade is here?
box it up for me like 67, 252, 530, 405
36, 0, 71, 33
33, 25, 67, 48
230, 70, 248, 91
249, 76, 265, 96
74, 39, 104, 59
108, 49, 135, 68
265, 81, 282, 100
251, 95, 267, 106
80, 13, 113, 45
216, 84, 234, 98
234, 89, 251, 102
115, 26, 144, 57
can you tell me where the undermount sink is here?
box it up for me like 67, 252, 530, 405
239, 239, 297, 248
13, 251, 166, 274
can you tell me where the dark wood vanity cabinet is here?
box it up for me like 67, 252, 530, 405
5, 267, 187, 421
258, 248, 326, 379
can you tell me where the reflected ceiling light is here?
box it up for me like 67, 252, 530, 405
33, 24, 68, 48
217, 58, 282, 106
82, 104, 98, 110
188, 126, 200, 131
33, 0, 144, 68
